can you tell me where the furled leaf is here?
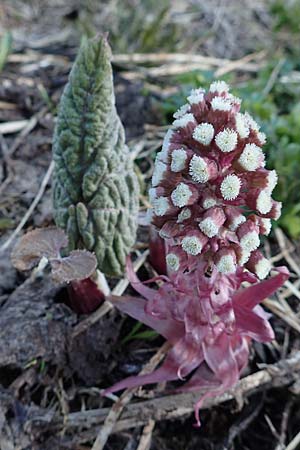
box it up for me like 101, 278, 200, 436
52, 35, 139, 277
50, 250, 97, 283
11, 227, 68, 271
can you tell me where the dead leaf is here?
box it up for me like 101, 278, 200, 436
11, 227, 68, 271
50, 250, 97, 283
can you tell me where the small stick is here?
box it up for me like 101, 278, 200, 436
285, 429, 300, 450
136, 419, 155, 450
91, 342, 170, 450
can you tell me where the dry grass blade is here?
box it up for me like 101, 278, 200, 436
274, 228, 300, 277
285, 429, 300, 450
136, 419, 155, 450
0, 160, 54, 254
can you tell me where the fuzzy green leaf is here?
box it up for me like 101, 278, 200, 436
52, 36, 139, 276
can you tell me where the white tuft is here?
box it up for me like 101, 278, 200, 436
148, 187, 157, 204
266, 170, 278, 193
209, 80, 229, 93
227, 94, 241, 106
261, 218, 272, 236
166, 253, 180, 271
239, 248, 251, 265
215, 128, 238, 153
171, 183, 193, 207
235, 113, 250, 139
173, 103, 191, 119
187, 88, 205, 105
189, 155, 210, 183
240, 231, 260, 252
211, 96, 232, 111
157, 129, 174, 163
173, 113, 195, 128
146, 208, 154, 224
238, 143, 265, 171
192, 122, 214, 145
203, 197, 217, 209
245, 112, 260, 131
199, 218, 219, 237
152, 161, 166, 186
216, 254, 236, 274
153, 197, 170, 216
228, 214, 246, 231
181, 236, 203, 255
256, 190, 272, 214
255, 258, 271, 280
220, 174, 241, 200
177, 207, 191, 223
170, 148, 187, 172
257, 131, 266, 145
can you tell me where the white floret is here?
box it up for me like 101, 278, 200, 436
228, 214, 246, 231
215, 129, 238, 152
257, 131, 266, 145
260, 218, 272, 236
153, 197, 170, 216
203, 197, 217, 209
238, 143, 265, 171
192, 123, 215, 145
220, 174, 241, 200
211, 97, 232, 111
244, 112, 260, 131
181, 236, 202, 255
239, 248, 251, 265
173, 103, 191, 119
216, 254, 236, 274
209, 80, 229, 93
148, 187, 157, 204
240, 231, 260, 252
189, 155, 210, 183
255, 258, 271, 280
177, 208, 192, 223
171, 183, 193, 207
235, 113, 250, 139
173, 113, 195, 128
152, 161, 166, 186
256, 190, 272, 214
146, 208, 154, 224
157, 129, 174, 163
166, 253, 180, 271
187, 88, 205, 105
266, 170, 278, 192
199, 218, 219, 238
170, 148, 187, 172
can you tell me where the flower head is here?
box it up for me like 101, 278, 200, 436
148, 81, 281, 279
105, 81, 289, 429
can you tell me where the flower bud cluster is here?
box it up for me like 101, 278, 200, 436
149, 81, 280, 280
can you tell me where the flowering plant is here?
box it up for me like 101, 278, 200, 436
105, 81, 289, 425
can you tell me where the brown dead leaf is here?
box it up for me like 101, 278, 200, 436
50, 250, 97, 284
11, 227, 68, 271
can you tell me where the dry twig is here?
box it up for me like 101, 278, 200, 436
91, 342, 170, 450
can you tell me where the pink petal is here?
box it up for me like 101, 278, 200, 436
232, 267, 289, 310
103, 352, 180, 395
126, 257, 158, 301
108, 295, 184, 343
234, 306, 274, 342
